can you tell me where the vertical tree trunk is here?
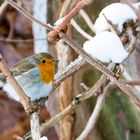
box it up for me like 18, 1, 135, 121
32, 0, 48, 53
56, 39, 74, 140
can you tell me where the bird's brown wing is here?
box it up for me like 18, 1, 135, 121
0, 56, 35, 83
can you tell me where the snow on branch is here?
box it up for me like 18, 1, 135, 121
93, 3, 137, 34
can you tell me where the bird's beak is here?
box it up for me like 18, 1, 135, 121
54, 59, 59, 64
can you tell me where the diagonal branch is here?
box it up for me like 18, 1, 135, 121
47, 0, 93, 42
60, 33, 140, 107
53, 56, 85, 90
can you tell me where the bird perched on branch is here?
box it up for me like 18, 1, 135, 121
0, 52, 58, 101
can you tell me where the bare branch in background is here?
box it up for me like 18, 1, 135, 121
0, 1, 8, 17
79, 9, 95, 33
54, 56, 85, 91
0, 37, 47, 43
71, 19, 93, 39
76, 82, 111, 140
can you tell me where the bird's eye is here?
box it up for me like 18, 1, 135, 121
41, 59, 46, 63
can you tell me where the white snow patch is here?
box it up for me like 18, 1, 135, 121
93, 3, 137, 34
83, 31, 128, 63
54, 17, 72, 26
39, 136, 48, 140
54, 17, 65, 26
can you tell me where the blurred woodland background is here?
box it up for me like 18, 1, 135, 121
0, 0, 140, 140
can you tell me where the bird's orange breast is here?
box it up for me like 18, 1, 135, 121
36, 62, 55, 84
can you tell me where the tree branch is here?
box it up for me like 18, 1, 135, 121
47, 0, 93, 42
59, 33, 140, 107
0, 37, 47, 43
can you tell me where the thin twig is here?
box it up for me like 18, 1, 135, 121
0, 1, 8, 17
71, 19, 93, 40
80, 83, 89, 91
79, 9, 95, 33
76, 82, 111, 140
123, 80, 140, 86
53, 56, 85, 91
0, 54, 34, 115
122, 66, 140, 94
0, 37, 47, 43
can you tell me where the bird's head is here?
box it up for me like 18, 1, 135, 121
29, 52, 58, 84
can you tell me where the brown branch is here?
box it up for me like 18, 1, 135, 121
53, 56, 85, 91
0, 37, 47, 43
0, 54, 34, 114
0, 1, 8, 17
79, 9, 95, 33
47, 0, 93, 42
71, 19, 93, 40
123, 80, 140, 86
59, 33, 140, 107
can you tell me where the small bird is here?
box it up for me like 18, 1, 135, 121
0, 52, 58, 101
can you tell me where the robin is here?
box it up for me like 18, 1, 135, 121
0, 52, 58, 101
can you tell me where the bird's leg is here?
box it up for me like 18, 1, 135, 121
34, 96, 48, 108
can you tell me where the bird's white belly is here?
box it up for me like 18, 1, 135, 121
3, 68, 53, 101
